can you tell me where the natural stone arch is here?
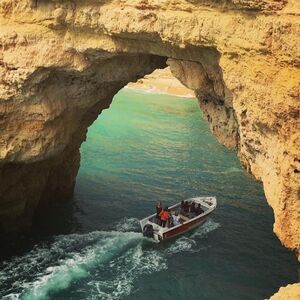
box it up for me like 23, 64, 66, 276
0, 52, 167, 231
1, 45, 235, 232
0, 0, 299, 265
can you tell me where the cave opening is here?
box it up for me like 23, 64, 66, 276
1, 46, 242, 237
70, 61, 244, 233
63, 66, 297, 300
0, 52, 299, 300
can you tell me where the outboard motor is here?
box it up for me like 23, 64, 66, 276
143, 224, 154, 238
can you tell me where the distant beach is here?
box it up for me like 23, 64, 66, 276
126, 67, 195, 98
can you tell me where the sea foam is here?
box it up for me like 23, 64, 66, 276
0, 218, 219, 300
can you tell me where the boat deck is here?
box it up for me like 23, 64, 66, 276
140, 197, 217, 241
148, 204, 208, 229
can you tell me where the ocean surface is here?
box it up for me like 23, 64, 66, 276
0, 89, 299, 300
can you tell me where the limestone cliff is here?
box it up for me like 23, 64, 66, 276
0, 0, 299, 276
270, 283, 300, 300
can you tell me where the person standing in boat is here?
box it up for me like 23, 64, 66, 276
155, 201, 162, 226
159, 207, 170, 228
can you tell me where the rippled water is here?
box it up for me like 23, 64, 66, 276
0, 89, 298, 300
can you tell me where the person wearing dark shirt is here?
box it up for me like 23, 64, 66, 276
180, 200, 184, 210
190, 202, 196, 213
184, 201, 189, 213
180, 201, 189, 215
195, 204, 204, 216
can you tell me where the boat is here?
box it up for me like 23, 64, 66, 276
140, 197, 217, 242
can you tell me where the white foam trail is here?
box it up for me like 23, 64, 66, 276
190, 219, 220, 238
3, 294, 19, 300
87, 244, 167, 300
114, 217, 140, 232
167, 219, 220, 255
167, 236, 196, 254
0, 218, 220, 300
0, 231, 143, 300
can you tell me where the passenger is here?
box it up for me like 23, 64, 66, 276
180, 200, 184, 210
168, 210, 174, 227
180, 201, 189, 215
172, 212, 181, 226
180, 201, 185, 215
195, 204, 204, 216
199, 204, 204, 214
155, 201, 162, 226
190, 202, 196, 213
159, 206, 170, 228
184, 201, 189, 213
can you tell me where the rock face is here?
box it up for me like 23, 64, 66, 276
0, 0, 299, 266
269, 283, 300, 300
0, 47, 166, 231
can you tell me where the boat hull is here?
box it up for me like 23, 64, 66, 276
162, 211, 211, 241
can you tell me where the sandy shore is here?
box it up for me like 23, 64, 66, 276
126, 67, 195, 98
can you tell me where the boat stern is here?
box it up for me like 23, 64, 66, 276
139, 218, 148, 232
140, 217, 163, 242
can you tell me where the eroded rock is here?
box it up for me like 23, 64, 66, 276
0, 0, 299, 277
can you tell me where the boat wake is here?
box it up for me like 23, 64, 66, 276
0, 218, 219, 300
167, 219, 220, 255
114, 217, 141, 232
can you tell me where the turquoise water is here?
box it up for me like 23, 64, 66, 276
0, 89, 298, 300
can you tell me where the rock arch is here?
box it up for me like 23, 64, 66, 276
0, 0, 299, 264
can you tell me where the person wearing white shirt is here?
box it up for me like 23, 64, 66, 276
172, 212, 181, 226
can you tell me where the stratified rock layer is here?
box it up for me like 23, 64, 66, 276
0, 0, 299, 274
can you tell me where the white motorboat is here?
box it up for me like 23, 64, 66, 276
140, 197, 217, 242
